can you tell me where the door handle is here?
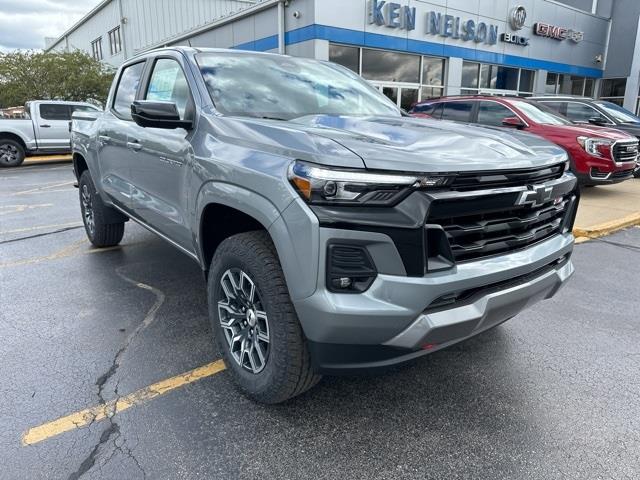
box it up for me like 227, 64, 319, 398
98, 135, 111, 144
40, 124, 51, 128
126, 141, 143, 151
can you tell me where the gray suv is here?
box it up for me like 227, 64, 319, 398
72, 48, 578, 403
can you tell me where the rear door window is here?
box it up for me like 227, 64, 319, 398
39, 104, 71, 121
441, 102, 473, 122
477, 101, 517, 127
112, 61, 146, 120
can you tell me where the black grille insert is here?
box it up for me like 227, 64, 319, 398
427, 195, 574, 262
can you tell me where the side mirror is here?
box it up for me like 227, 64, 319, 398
502, 116, 525, 129
131, 100, 192, 130
587, 117, 608, 126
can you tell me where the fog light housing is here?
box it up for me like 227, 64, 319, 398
326, 244, 377, 293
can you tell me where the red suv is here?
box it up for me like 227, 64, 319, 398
410, 95, 638, 186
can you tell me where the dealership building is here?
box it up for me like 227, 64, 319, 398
45, 0, 640, 114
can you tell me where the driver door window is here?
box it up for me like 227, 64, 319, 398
145, 58, 191, 119
477, 101, 516, 127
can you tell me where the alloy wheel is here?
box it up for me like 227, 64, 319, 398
81, 184, 95, 235
218, 268, 270, 374
0, 143, 19, 165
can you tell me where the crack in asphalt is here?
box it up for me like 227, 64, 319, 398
593, 237, 640, 253
66, 267, 165, 479
0, 226, 84, 245
67, 423, 119, 480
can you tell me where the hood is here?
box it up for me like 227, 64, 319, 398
541, 123, 636, 140
289, 115, 567, 172
606, 123, 640, 139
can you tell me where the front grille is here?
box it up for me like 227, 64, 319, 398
612, 140, 639, 163
612, 169, 635, 179
448, 164, 564, 191
427, 195, 574, 262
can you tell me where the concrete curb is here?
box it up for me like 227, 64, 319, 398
573, 212, 640, 240
23, 156, 72, 166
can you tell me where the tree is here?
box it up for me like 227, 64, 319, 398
0, 51, 115, 108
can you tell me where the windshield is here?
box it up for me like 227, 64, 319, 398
513, 100, 572, 125
594, 101, 640, 124
196, 52, 401, 120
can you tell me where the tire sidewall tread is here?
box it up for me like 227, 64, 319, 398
0, 139, 26, 168
78, 170, 125, 248
208, 231, 320, 404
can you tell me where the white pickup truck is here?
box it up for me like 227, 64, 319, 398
1, 100, 99, 167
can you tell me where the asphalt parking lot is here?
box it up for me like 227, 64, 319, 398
1, 163, 640, 480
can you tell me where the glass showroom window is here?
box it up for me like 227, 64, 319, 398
599, 78, 627, 107
546, 73, 595, 96
328, 44, 359, 74
421, 57, 445, 99
461, 61, 534, 96
329, 44, 446, 110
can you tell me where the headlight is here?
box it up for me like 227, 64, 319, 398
288, 160, 448, 206
577, 136, 613, 159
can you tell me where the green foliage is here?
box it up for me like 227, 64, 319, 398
0, 51, 115, 108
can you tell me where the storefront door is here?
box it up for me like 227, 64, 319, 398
375, 84, 420, 111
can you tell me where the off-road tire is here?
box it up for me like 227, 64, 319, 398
208, 231, 321, 404
0, 138, 26, 167
78, 170, 125, 247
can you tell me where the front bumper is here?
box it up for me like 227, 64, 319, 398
295, 231, 575, 373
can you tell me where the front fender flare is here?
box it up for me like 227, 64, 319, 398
195, 181, 319, 301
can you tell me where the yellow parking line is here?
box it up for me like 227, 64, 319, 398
22, 359, 226, 446
1, 240, 146, 269
0, 204, 53, 215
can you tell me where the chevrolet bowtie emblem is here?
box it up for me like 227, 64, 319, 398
517, 184, 554, 207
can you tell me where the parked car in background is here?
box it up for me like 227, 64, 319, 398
0, 100, 100, 167
531, 96, 640, 178
73, 47, 578, 403
410, 95, 638, 186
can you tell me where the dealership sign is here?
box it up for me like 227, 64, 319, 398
367, 1, 582, 47
367, 0, 498, 45
534, 22, 584, 42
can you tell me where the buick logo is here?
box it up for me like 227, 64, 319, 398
517, 184, 553, 208
509, 6, 527, 31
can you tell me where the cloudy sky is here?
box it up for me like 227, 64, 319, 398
0, 0, 102, 52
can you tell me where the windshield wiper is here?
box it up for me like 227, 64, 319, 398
256, 115, 288, 121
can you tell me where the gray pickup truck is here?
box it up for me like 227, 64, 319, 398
0, 100, 99, 167
72, 47, 579, 403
